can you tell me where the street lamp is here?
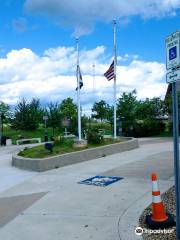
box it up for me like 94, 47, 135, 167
43, 115, 48, 142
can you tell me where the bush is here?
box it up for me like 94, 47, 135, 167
133, 119, 166, 137
86, 127, 104, 144
90, 122, 112, 134
54, 137, 73, 148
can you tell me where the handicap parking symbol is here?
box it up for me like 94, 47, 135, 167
78, 175, 123, 187
169, 46, 177, 60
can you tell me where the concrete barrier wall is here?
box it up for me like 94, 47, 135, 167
12, 138, 139, 172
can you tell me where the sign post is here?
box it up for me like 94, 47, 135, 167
0, 113, 2, 146
166, 30, 180, 240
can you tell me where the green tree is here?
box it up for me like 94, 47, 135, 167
0, 101, 10, 134
134, 97, 167, 137
12, 98, 42, 130
106, 105, 113, 129
117, 90, 138, 134
92, 100, 111, 122
136, 97, 166, 120
46, 102, 61, 135
59, 98, 77, 134
59, 98, 77, 119
0, 101, 10, 121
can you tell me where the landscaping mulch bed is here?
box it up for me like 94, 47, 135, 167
139, 186, 176, 240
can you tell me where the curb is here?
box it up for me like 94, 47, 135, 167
12, 138, 139, 172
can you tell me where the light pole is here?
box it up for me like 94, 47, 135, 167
92, 63, 95, 93
43, 115, 48, 142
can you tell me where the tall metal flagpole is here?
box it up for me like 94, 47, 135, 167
92, 63, 95, 93
113, 19, 117, 139
76, 37, 82, 140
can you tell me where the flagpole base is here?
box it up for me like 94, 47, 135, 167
73, 139, 87, 148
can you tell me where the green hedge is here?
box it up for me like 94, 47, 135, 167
133, 120, 165, 137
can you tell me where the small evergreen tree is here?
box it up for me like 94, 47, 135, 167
11, 98, 42, 130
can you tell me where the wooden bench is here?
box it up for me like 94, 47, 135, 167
16, 138, 41, 145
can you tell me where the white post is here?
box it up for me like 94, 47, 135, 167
76, 38, 82, 140
92, 63, 95, 92
113, 19, 117, 139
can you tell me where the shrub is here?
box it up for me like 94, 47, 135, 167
90, 122, 112, 134
54, 137, 73, 148
133, 119, 165, 137
166, 121, 173, 133
86, 127, 104, 144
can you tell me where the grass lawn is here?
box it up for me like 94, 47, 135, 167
3, 123, 113, 144
18, 138, 124, 159
3, 126, 64, 144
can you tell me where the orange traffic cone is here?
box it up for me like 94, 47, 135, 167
146, 172, 175, 229
151, 172, 168, 222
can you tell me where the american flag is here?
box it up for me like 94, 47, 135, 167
104, 61, 114, 81
76, 65, 83, 90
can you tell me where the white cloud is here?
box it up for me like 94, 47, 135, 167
24, 0, 180, 35
0, 46, 167, 114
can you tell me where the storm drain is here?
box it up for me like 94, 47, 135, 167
78, 176, 123, 187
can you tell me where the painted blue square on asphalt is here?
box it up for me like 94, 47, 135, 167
78, 176, 123, 187
169, 46, 177, 60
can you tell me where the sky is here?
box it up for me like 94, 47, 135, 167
0, 0, 180, 114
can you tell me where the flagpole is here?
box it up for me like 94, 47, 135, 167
76, 37, 82, 140
92, 63, 95, 93
113, 19, 117, 139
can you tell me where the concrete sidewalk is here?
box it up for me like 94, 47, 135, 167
0, 145, 38, 193
0, 139, 175, 240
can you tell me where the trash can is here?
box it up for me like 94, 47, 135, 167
1, 136, 6, 146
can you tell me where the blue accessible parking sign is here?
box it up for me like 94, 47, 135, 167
169, 46, 177, 60
78, 175, 123, 187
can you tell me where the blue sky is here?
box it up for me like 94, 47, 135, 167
1, 0, 179, 60
0, 0, 180, 113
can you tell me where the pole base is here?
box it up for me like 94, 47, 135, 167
73, 139, 87, 148
146, 213, 175, 229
